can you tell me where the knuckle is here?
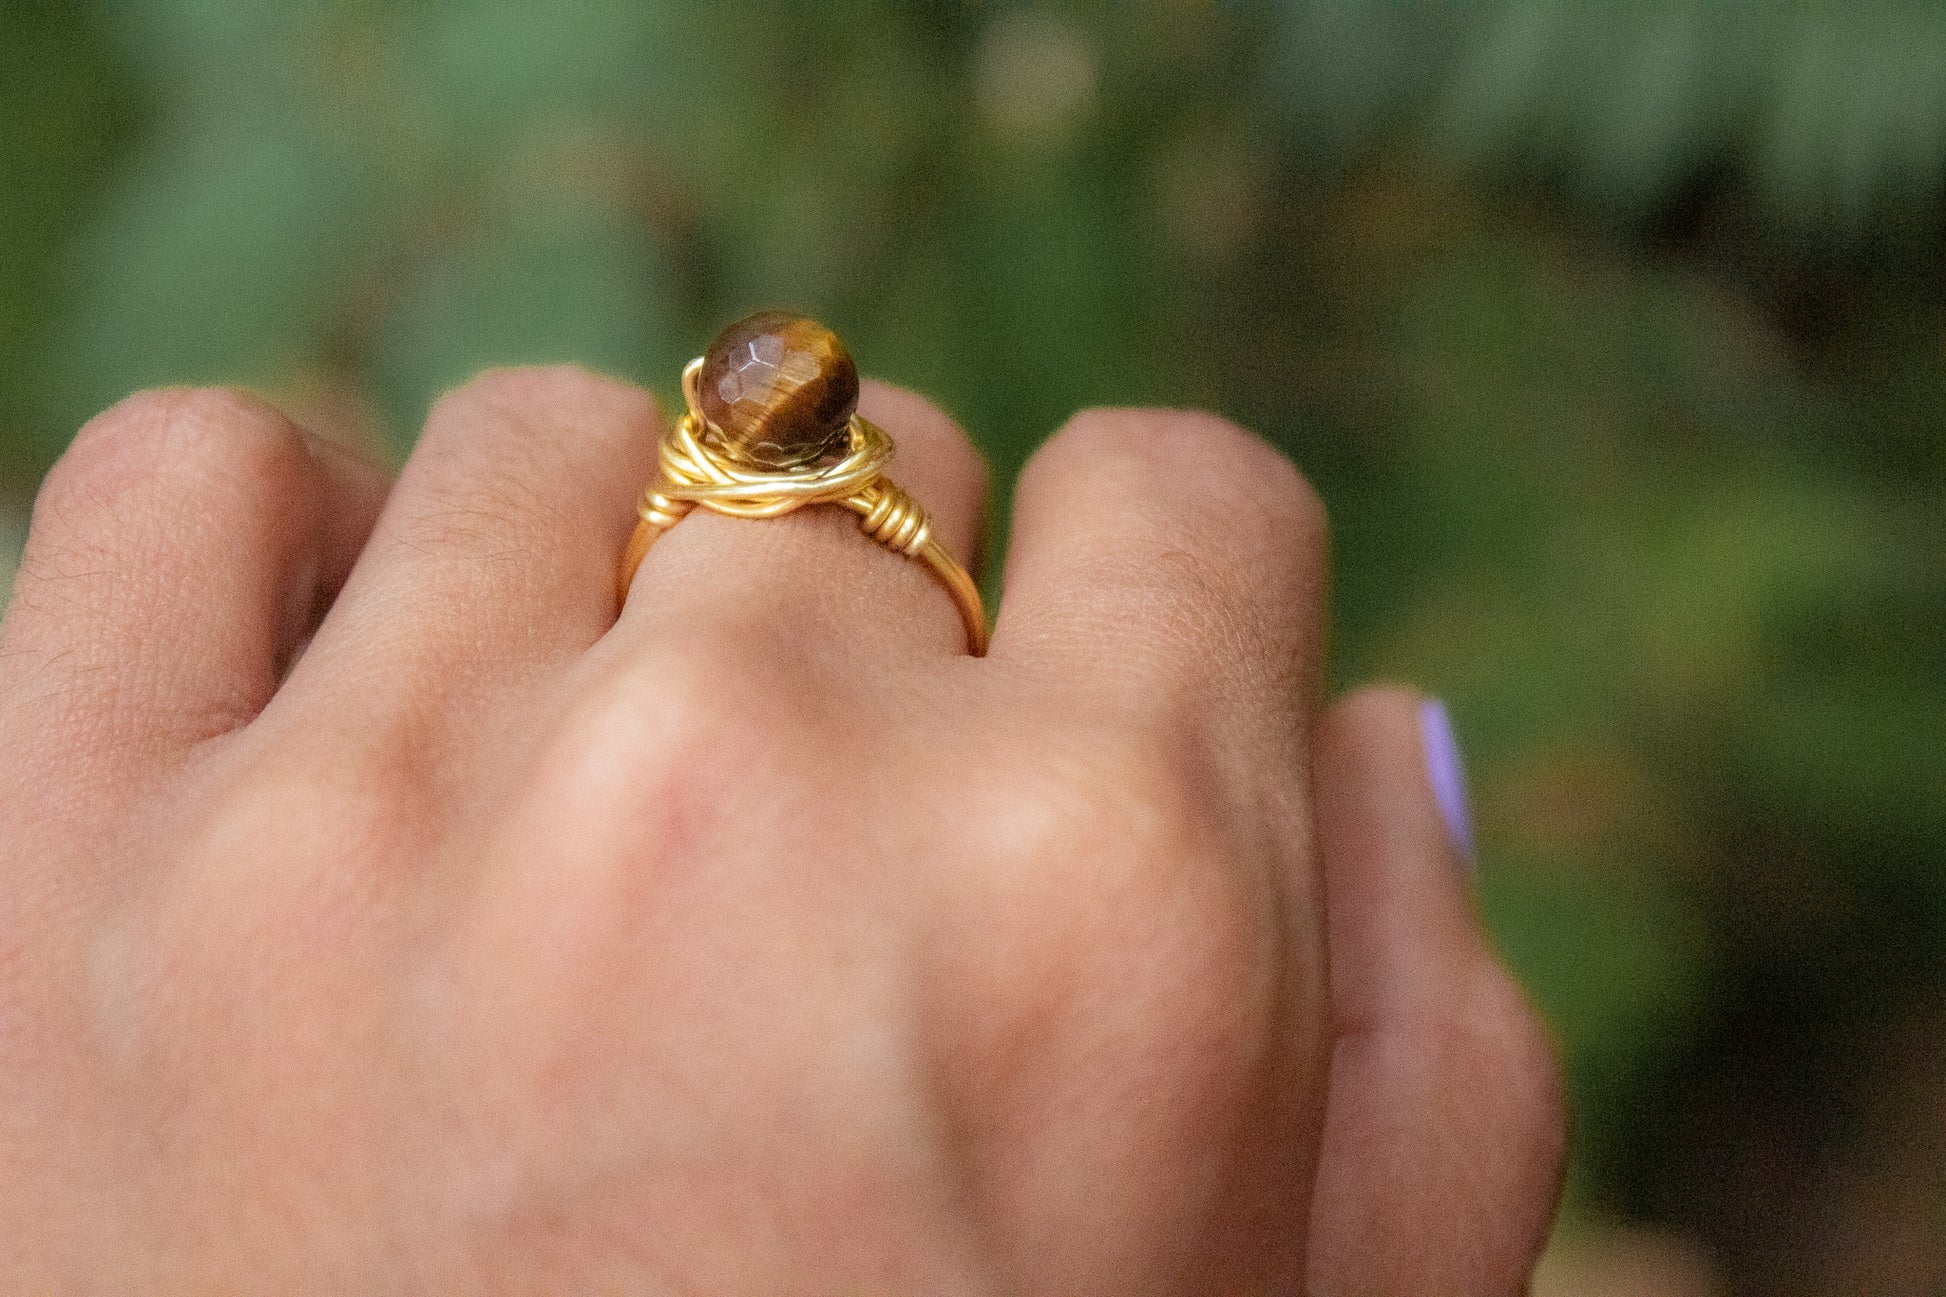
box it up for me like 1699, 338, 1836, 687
1135, 408, 1324, 541
948, 729, 1275, 1101
578, 649, 726, 775
1031, 406, 1328, 547
983, 721, 1233, 898
191, 766, 396, 885
38, 387, 301, 525
424, 368, 542, 447
145, 762, 399, 947
542, 642, 819, 856
438, 363, 583, 412
1019, 405, 1120, 497
30, 388, 309, 572
431, 364, 651, 437
404, 367, 655, 550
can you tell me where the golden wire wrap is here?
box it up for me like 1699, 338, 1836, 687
617, 359, 988, 655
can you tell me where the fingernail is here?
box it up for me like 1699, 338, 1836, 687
1420, 698, 1475, 867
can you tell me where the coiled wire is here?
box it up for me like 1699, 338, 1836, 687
617, 358, 985, 654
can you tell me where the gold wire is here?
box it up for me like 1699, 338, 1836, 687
616, 358, 989, 656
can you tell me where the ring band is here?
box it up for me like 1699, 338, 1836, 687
616, 315, 988, 656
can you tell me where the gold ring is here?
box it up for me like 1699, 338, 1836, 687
617, 311, 988, 656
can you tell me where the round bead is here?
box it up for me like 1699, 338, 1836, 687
696, 311, 859, 470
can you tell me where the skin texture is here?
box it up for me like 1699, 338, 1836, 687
0, 369, 1564, 1294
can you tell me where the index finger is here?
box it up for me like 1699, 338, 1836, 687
992, 408, 1328, 727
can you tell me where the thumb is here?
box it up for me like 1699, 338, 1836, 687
1306, 688, 1567, 1296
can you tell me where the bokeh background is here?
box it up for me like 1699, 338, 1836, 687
3, 2, 1943, 1290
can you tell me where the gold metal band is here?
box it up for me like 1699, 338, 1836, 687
616, 359, 988, 656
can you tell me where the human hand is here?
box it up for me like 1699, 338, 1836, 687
0, 370, 1562, 1293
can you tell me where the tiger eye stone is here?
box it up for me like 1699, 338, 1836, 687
696, 311, 859, 470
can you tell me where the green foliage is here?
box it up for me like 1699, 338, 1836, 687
1274, 0, 1946, 236
1, 0, 1942, 1280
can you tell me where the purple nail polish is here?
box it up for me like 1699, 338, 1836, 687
1420, 698, 1475, 866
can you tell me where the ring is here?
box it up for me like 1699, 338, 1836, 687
616, 311, 989, 656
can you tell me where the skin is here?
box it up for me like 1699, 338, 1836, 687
0, 368, 1564, 1294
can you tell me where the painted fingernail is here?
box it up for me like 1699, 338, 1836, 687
1420, 698, 1475, 867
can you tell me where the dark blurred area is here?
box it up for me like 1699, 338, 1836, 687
3, 3, 1942, 1291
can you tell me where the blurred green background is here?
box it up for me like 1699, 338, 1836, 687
3, 2, 1943, 1290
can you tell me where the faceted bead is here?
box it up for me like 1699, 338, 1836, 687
696, 311, 859, 470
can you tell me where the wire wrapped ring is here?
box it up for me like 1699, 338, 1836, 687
617, 356, 988, 656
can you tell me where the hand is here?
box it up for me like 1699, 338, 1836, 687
0, 370, 1563, 1293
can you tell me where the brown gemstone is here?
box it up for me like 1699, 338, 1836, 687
695, 311, 859, 470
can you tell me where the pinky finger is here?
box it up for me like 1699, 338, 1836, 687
1306, 687, 1568, 1296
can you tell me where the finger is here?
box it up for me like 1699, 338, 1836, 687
1306, 688, 1567, 1296
0, 388, 388, 765
619, 379, 987, 663
307, 435, 392, 600
293, 366, 659, 699
276, 436, 393, 679
994, 409, 1327, 722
